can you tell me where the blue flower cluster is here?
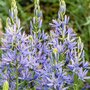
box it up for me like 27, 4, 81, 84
0, 0, 90, 90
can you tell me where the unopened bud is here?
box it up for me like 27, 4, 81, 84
3, 80, 9, 90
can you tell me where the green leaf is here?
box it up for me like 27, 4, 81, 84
73, 74, 84, 90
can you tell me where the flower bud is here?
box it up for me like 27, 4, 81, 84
3, 81, 9, 90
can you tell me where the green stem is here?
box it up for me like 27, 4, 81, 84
16, 62, 18, 90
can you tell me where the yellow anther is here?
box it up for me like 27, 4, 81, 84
53, 48, 58, 54
38, 64, 42, 69
29, 35, 33, 41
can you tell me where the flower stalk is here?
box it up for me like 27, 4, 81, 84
16, 61, 18, 90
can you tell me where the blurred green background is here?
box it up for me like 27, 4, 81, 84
0, 0, 90, 61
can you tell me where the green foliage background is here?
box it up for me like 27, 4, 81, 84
0, 0, 90, 60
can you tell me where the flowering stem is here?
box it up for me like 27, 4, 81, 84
16, 62, 18, 90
